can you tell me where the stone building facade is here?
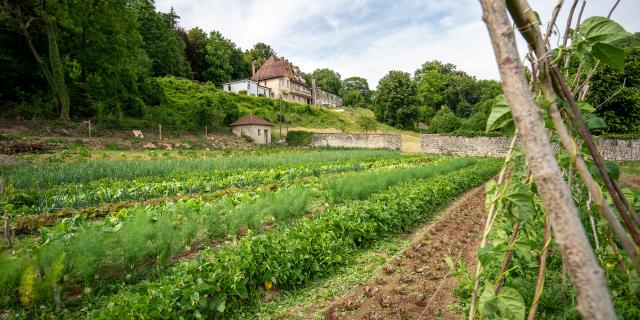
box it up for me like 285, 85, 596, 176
231, 114, 273, 144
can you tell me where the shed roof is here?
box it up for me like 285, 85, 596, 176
230, 114, 274, 126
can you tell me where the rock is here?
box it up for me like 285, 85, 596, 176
142, 142, 157, 149
132, 130, 144, 138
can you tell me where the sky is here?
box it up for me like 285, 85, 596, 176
155, 0, 640, 88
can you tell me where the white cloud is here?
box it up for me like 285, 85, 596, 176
156, 0, 640, 88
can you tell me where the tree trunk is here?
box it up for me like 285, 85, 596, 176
479, 1, 616, 319
41, 3, 70, 122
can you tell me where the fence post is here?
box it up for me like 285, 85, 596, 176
1, 177, 11, 248
205, 125, 208, 138
159, 124, 162, 140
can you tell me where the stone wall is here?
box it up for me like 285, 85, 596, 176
420, 134, 640, 160
420, 134, 513, 157
598, 138, 640, 161
310, 133, 401, 149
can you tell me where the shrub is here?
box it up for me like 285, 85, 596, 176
355, 115, 378, 132
238, 90, 248, 95
460, 111, 489, 132
428, 106, 461, 133
285, 131, 313, 146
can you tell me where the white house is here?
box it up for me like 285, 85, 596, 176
222, 79, 274, 98
230, 114, 274, 144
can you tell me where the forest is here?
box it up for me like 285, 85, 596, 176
1, 0, 639, 136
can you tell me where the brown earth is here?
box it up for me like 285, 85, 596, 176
319, 186, 487, 320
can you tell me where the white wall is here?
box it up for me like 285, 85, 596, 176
232, 124, 272, 144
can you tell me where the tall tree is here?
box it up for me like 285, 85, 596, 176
245, 42, 276, 70
341, 76, 371, 105
203, 31, 232, 85
3, 0, 70, 121
184, 27, 208, 81
311, 68, 341, 94
60, 0, 149, 118
374, 71, 418, 129
132, 1, 190, 78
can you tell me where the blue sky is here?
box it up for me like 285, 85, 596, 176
156, 0, 640, 88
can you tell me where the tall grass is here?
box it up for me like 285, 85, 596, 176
326, 157, 477, 202
6, 149, 399, 190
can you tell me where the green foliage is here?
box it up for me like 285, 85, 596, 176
574, 17, 631, 70
87, 159, 500, 319
485, 95, 514, 134
428, 106, 461, 133
245, 42, 277, 70
311, 68, 342, 94
203, 31, 233, 85
326, 157, 475, 202
133, 1, 190, 77
284, 131, 312, 146
587, 34, 640, 134
341, 77, 371, 106
355, 115, 378, 132
418, 105, 437, 124
374, 71, 419, 129
184, 27, 211, 81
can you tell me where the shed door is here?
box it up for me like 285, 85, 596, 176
264, 129, 268, 143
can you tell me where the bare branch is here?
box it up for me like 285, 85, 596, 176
608, 0, 621, 18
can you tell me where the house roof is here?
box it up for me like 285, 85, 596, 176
230, 114, 274, 126
251, 56, 308, 86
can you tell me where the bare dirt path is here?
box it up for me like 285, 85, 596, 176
320, 185, 487, 320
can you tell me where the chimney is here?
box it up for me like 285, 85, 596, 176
252, 61, 255, 77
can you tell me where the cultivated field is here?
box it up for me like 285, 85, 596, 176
0, 148, 500, 319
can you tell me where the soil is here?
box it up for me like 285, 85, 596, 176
319, 185, 487, 320
0, 120, 254, 154
620, 172, 640, 189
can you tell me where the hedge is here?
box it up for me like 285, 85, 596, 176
285, 131, 313, 146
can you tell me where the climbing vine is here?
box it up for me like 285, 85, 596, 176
459, 1, 640, 319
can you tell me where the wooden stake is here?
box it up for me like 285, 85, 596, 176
159, 124, 162, 140
481, 0, 615, 318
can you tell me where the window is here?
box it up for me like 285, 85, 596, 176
258, 129, 261, 135
247, 82, 250, 90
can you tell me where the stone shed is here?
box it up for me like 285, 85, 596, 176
230, 114, 274, 144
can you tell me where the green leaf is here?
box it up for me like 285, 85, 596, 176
576, 101, 596, 114
478, 244, 496, 267
592, 42, 626, 70
503, 187, 535, 220
629, 269, 640, 295
585, 115, 607, 130
578, 17, 631, 45
479, 286, 525, 320
486, 95, 513, 133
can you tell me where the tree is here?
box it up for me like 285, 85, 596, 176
373, 71, 418, 129
184, 27, 209, 80
203, 31, 232, 85
341, 76, 371, 105
245, 42, 276, 70
61, 0, 150, 119
311, 68, 341, 94
356, 115, 378, 132
3, 0, 70, 121
428, 105, 460, 133
343, 90, 365, 108
132, 1, 190, 78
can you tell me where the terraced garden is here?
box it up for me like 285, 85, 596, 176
0, 148, 500, 319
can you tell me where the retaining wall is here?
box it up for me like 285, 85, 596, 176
310, 133, 401, 150
420, 134, 640, 160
